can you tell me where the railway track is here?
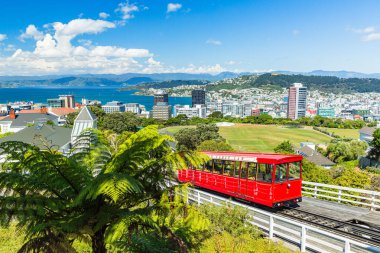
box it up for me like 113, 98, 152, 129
277, 208, 380, 247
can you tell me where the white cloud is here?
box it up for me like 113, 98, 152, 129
116, 1, 139, 20
4, 44, 16, 52
19, 25, 44, 41
99, 12, 110, 19
206, 39, 222, 46
363, 33, 380, 41
226, 60, 236, 65
167, 3, 182, 13
0, 34, 7, 42
350, 26, 375, 34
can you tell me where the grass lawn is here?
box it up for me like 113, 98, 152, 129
319, 127, 360, 139
161, 125, 195, 134
219, 124, 332, 152
163, 124, 332, 153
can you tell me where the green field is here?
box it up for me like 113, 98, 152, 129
319, 127, 359, 139
163, 124, 332, 152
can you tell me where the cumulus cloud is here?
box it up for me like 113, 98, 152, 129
167, 3, 182, 13
206, 39, 222, 46
116, 1, 139, 20
363, 33, 380, 41
99, 12, 110, 19
349, 26, 380, 41
350, 26, 375, 34
0, 34, 7, 42
19, 25, 44, 41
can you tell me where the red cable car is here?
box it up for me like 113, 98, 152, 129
178, 151, 303, 208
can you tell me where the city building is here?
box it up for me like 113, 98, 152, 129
317, 108, 335, 118
174, 104, 206, 118
125, 103, 142, 114
71, 106, 97, 143
0, 109, 58, 134
102, 101, 126, 113
154, 90, 169, 105
287, 83, 307, 120
191, 89, 206, 106
59, 95, 75, 108
152, 103, 171, 120
47, 98, 64, 108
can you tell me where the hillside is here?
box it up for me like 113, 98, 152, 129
207, 73, 380, 93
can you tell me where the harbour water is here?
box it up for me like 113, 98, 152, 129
0, 87, 191, 110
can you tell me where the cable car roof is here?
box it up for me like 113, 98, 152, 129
202, 151, 303, 164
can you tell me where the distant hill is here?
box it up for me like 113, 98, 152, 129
208, 73, 380, 93
123, 80, 209, 90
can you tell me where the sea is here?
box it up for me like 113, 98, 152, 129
0, 87, 192, 111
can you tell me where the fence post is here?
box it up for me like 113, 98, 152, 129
269, 216, 274, 239
301, 226, 306, 252
314, 185, 318, 198
371, 193, 376, 211
338, 189, 342, 203
344, 240, 350, 253
197, 191, 200, 206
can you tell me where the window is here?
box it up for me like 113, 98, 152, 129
234, 162, 241, 177
224, 161, 235, 176
257, 164, 273, 183
289, 162, 301, 180
275, 164, 287, 183
204, 160, 213, 172
213, 160, 224, 175
247, 163, 257, 180
240, 162, 248, 179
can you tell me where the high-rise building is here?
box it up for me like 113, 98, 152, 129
287, 83, 307, 120
191, 89, 206, 106
152, 103, 171, 120
47, 98, 64, 108
59, 95, 75, 108
154, 90, 169, 105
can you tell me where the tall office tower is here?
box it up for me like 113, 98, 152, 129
191, 89, 206, 106
59, 95, 76, 108
154, 90, 169, 105
287, 83, 307, 120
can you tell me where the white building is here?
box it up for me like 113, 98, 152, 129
102, 101, 125, 113
174, 104, 206, 118
125, 103, 142, 114
71, 106, 97, 143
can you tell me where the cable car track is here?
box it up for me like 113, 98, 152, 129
277, 208, 380, 248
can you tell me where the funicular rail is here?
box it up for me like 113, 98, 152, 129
185, 186, 380, 253
277, 208, 380, 247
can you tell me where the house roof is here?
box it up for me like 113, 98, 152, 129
75, 106, 96, 121
359, 127, 376, 136
298, 146, 335, 166
49, 108, 77, 117
0, 113, 58, 127
202, 151, 303, 164
0, 124, 72, 150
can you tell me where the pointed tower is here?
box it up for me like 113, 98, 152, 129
71, 106, 97, 143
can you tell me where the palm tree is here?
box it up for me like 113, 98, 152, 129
0, 125, 209, 253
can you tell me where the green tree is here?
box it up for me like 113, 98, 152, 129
99, 112, 142, 134
326, 140, 367, 163
208, 111, 223, 119
197, 140, 234, 152
274, 140, 294, 154
369, 129, 380, 161
0, 125, 209, 253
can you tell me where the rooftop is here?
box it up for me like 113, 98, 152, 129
202, 151, 303, 164
298, 146, 335, 166
0, 124, 72, 150
0, 113, 58, 127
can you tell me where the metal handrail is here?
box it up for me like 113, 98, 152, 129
302, 181, 380, 210
186, 187, 380, 253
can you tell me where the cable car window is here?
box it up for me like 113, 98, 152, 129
289, 162, 301, 180
247, 163, 257, 180
275, 164, 287, 183
234, 162, 241, 177
257, 164, 273, 183
204, 160, 213, 172
240, 162, 248, 179
224, 161, 235, 176
213, 160, 224, 175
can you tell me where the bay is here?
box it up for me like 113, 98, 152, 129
0, 87, 191, 111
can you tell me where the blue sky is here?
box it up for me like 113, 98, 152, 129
0, 0, 379, 75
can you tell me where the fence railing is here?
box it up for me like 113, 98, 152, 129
186, 187, 380, 253
302, 181, 380, 211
